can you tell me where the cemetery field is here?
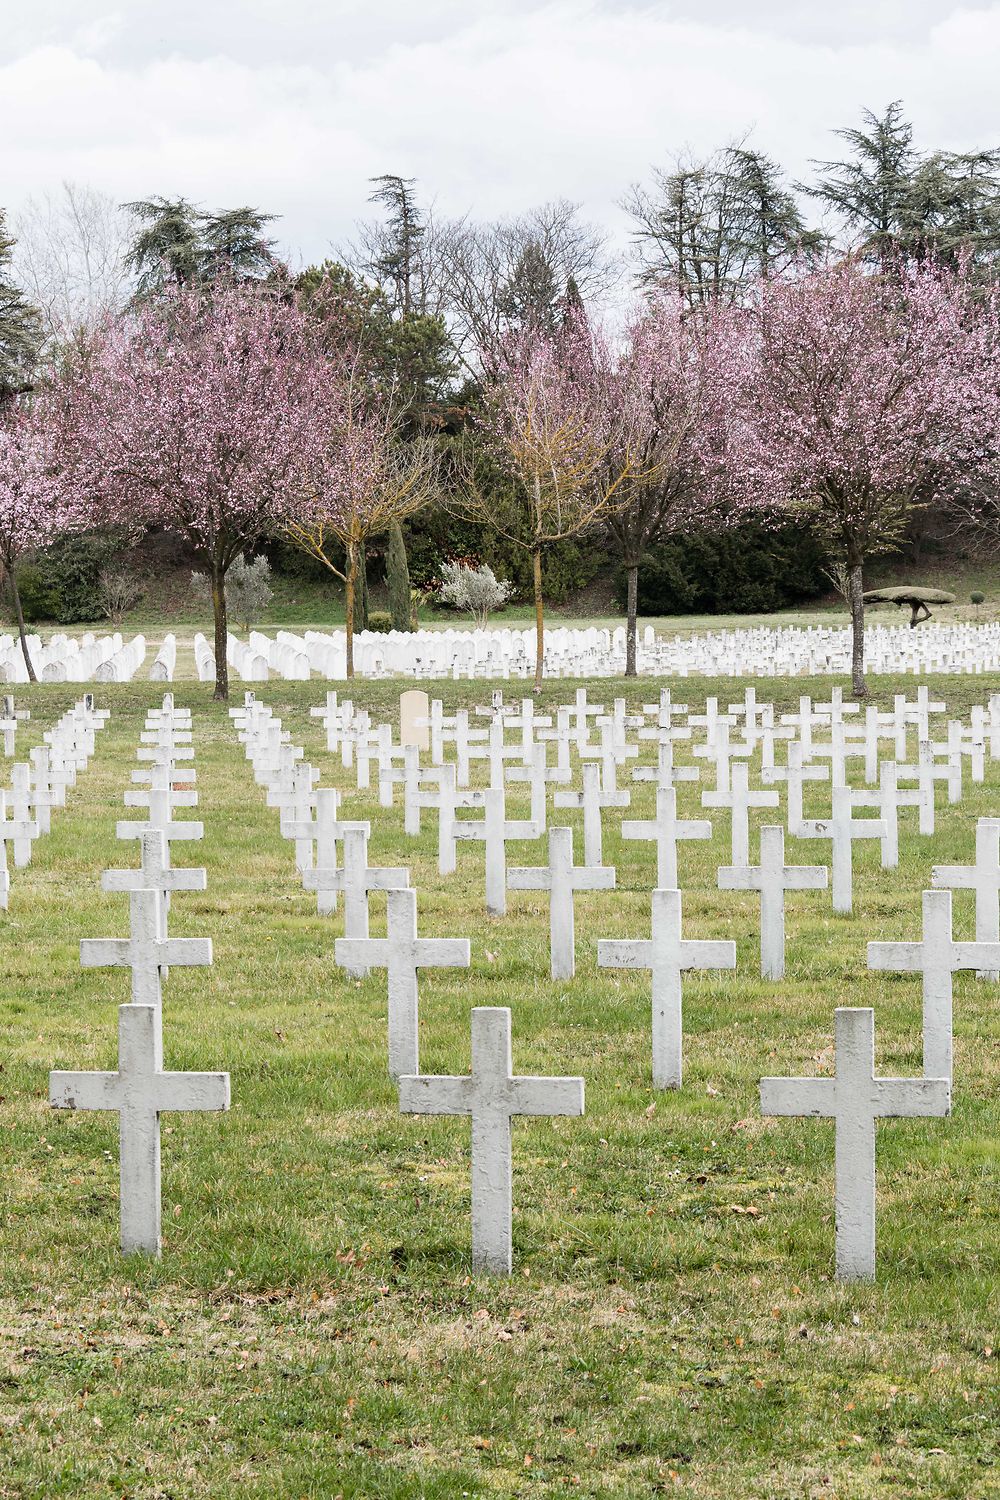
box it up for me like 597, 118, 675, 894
4, 675, 1000, 1500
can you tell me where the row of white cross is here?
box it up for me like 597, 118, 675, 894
49, 696, 229, 1257
0, 695, 108, 905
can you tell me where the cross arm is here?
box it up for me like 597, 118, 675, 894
510, 1077, 585, 1117
867, 941, 924, 973
873, 1077, 950, 1118
930, 866, 976, 890
573, 869, 616, 892
759, 1077, 835, 1117
680, 940, 736, 971
398, 1075, 473, 1115
335, 938, 391, 969
597, 939, 652, 970
154, 1072, 231, 1112
366, 868, 411, 890
163, 939, 213, 967
507, 868, 551, 890
717, 867, 760, 891
784, 866, 829, 890
50, 1071, 121, 1110
415, 939, 470, 968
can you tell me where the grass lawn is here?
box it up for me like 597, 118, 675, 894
2, 673, 999, 1498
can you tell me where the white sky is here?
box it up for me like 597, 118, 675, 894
3, 1, 999, 266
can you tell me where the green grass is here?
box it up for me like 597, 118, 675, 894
2, 674, 1000, 1497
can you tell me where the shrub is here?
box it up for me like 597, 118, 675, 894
366, 611, 393, 633
15, 531, 124, 624
437, 560, 514, 627
97, 568, 144, 626
615, 520, 829, 616
190, 554, 273, 631
971, 591, 986, 605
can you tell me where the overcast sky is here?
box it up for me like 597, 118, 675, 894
4, 1, 999, 267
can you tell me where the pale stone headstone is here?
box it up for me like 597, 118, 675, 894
760, 1007, 950, 1282
302, 824, 409, 975
400, 690, 430, 752
597, 888, 736, 1089
701, 761, 779, 867
335, 887, 470, 1078
508, 826, 615, 980
798, 784, 883, 915
718, 825, 827, 980
398, 1006, 585, 1274
50, 1003, 230, 1256
621, 785, 711, 888
454, 786, 541, 917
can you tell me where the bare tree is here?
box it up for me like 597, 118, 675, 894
13, 182, 132, 348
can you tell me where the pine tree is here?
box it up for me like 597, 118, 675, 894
803, 102, 917, 271
0, 211, 41, 400
199, 207, 278, 284
123, 197, 203, 298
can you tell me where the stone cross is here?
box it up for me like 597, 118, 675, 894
554, 761, 627, 868
302, 824, 409, 974
50, 1002, 229, 1256
762, 742, 828, 836
117, 787, 204, 846
283, 789, 345, 912
0, 823, 8, 909
508, 826, 616, 979
798, 784, 883, 915
0, 784, 38, 868
718, 825, 827, 980
414, 764, 484, 878
632, 735, 699, 790
506, 740, 570, 828
868, 887, 1000, 1079
701, 760, 779, 867
454, 786, 540, 917
597, 888, 736, 1089
621, 785, 711, 888
335, 887, 469, 1078
398, 1006, 585, 1275
932, 818, 1000, 980
102, 828, 207, 928
760, 1007, 950, 1282
81, 886, 213, 1005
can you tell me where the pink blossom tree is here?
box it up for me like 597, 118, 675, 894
58, 287, 329, 699
714, 259, 973, 693
565, 297, 733, 675
0, 399, 66, 680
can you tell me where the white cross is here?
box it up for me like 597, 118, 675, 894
508, 826, 616, 979
283, 789, 345, 912
398, 1006, 584, 1275
50, 1002, 229, 1256
413, 764, 484, 877
102, 829, 207, 930
798, 784, 883, 914
117, 787, 204, 845
81, 886, 213, 1005
868, 888, 1000, 1079
335, 887, 469, 1078
760, 1007, 950, 1282
718, 825, 827, 980
597, 888, 736, 1088
506, 740, 570, 827
701, 761, 779, 867
302, 824, 409, 974
762, 742, 828, 836
933, 818, 1000, 980
632, 736, 699, 790
554, 761, 626, 868
0, 783, 38, 867
621, 785, 711, 888
454, 786, 540, 917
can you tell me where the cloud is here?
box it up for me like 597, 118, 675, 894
3, 2, 999, 270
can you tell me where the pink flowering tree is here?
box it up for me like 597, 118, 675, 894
461, 319, 637, 690
287, 380, 440, 677
567, 297, 733, 675
0, 399, 67, 680
58, 287, 328, 699
715, 259, 973, 693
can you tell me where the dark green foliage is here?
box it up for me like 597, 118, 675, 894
386, 521, 412, 630
124, 198, 278, 300
616, 520, 829, 616
366, 611, 393, 633
14, 531, 126, 624
0, 209, 41, 397
972, 591, 986, 604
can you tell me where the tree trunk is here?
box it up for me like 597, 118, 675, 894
211, 561, 229, 701
345, 542, 357, 679
386, 520, 411, 631
532, 546, 544, 693
358, 543, 369, 632
848, 559, 866, 698
624, 559, 639, 678
8, 568, 36, 683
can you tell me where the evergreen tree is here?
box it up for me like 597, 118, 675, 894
123, 197, 202, 298
0, 211, 41, 401
366, 176, 425, 317
803, 102, 917, 272
498, 240, 561, 332
199, 207, 278, 284
386, 518, 412, 630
